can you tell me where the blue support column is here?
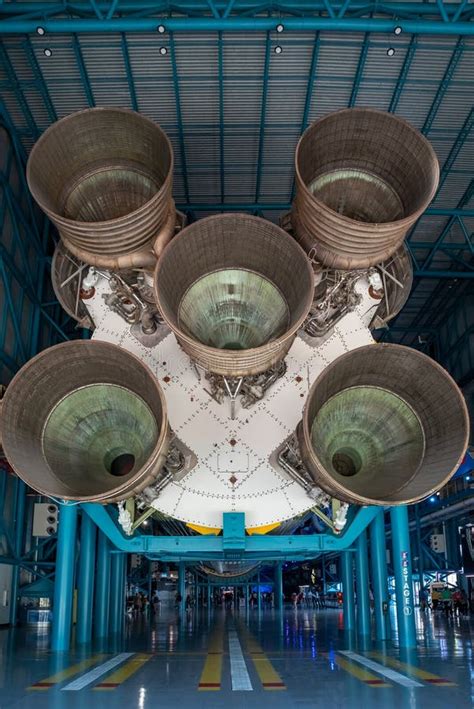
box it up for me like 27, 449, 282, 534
110, 553, 125, 635
178, 561, 185, 614
257, 571, 262, 612
94, 531, 111, 639
121, 554, 127, 631
390, 506, 416, 648
341, 551, 355, 632
370, 510, 390, 641
415, 505, 424, 589
355, 530, 371, 637
9, 479, 25, 626
51, 504, 78, 652
275, 562, 283, 609
77, 512, 97, 644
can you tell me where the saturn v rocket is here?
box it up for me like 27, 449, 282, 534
0, 107, 469, 547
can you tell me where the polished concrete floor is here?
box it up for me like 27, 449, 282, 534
0, 606, 473, 708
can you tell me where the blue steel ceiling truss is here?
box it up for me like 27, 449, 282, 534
0, 1, 473, 35
0, 5, 471, 385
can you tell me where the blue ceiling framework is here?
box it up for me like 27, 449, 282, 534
0, 0, 473, 393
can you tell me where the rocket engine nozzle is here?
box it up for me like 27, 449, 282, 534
298, 344, 469, 506
154, 214, 315, 377
292, 108, 439, 269
1, 341, 170, 503
27, 107, 175, 269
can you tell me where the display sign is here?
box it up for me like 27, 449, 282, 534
401, 551, 412, 616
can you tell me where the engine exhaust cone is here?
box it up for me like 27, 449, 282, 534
1, 341, 170, 503
298, 344, 469, 505
292, 108, 439, 269
26, 108, 174, 266
154, 214, 315, 377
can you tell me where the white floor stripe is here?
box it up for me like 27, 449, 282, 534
339, 651, 423, 688
61, 653, 134, 691
228, 629, 253, 691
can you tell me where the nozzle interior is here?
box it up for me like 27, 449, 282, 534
42, 384, 158, 495
0, 341, 168, 501
27, 109, 172, 223
302, 344, 469, 505
311, 386, 425, 498
62, 164, 160, 222
298, 109, 439, 224
178, 269, 290, 350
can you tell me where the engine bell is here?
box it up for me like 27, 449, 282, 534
154, 213, 315, 377
1, 340, 171, 503
298, 343, 469, 505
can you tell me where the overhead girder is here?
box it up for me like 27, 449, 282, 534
0, 1, 473, 35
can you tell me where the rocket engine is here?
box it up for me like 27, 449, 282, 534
154, 214, 315, 377
291, 108, 439, 270
1, 341, 171, 503
295, 344, 469, 506
27, 107, 176, 269
27, 108, 183, 344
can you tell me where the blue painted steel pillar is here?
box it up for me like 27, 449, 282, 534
110, 552, 125, 634
275, 562, 283, 609
390, 506, 416, 647
257, 571, 262, 612
120, 554, 127, 631
370, 510, 390, 641
414, 505, 424, 590
117, 554, 127, 633
77, 512, 97, 644
51, 504, 78, 652
115, 553, 126, 635
341, 551, 355, 632
178, 561, 185, 613
355, 530, 371, 637
9, 479, 25, 626
94, 531, 111, 638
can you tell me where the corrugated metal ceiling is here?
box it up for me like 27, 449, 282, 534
0, 18, 473, 351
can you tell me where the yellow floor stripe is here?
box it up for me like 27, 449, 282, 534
198, 625, 224, 691
28, 654, 106, 690
324, 653, 390, 687
94, 653, 151, 690
239, 625, 286, 690
368, 651, 456, 686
